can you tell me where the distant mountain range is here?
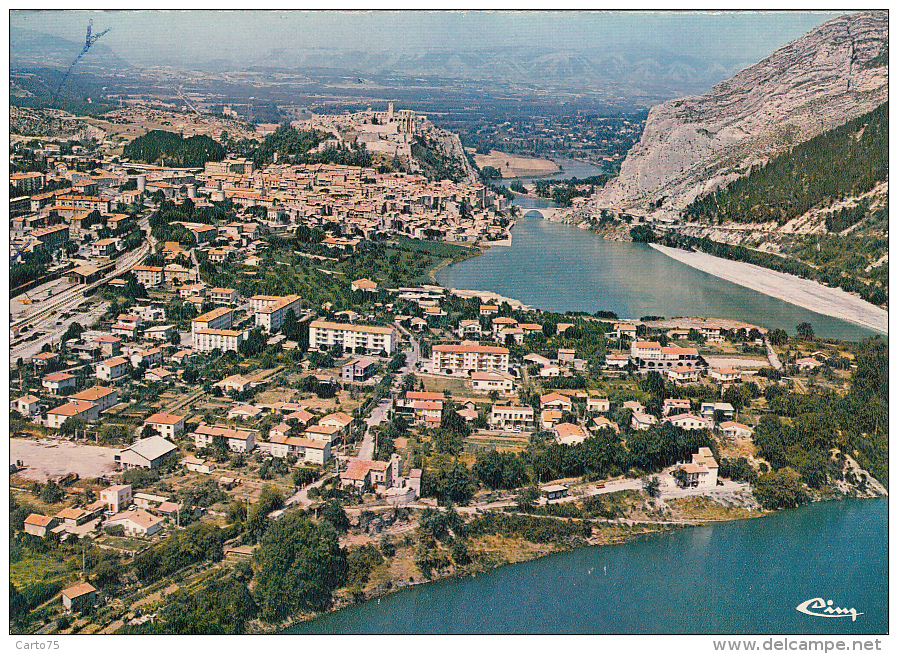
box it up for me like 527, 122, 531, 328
10, 29, 132, 71
10, 29, 756, 101
251, 43, 755, 96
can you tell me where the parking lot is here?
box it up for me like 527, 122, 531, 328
10, 438, 121, 482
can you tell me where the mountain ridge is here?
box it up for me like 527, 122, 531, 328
590, 10, 888, 219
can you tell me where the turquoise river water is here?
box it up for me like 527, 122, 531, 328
290, 498, 887, 634
437, 211, 881, 342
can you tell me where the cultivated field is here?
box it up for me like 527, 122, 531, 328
473, 150, 560, 178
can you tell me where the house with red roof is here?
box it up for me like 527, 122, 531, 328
144, 413, 186, 439
42, 371, 77, 394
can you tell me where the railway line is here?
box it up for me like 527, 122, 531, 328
11, 216, 153, 340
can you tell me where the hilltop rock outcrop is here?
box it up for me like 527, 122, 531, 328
592, 11, 888, 219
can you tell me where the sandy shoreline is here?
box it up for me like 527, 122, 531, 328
649, 244, 888, 334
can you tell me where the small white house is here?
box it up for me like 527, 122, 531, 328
97, 356, 130, 381
105, 508, 164, 536
15, 394, 41, 416
144, 413, 186, 439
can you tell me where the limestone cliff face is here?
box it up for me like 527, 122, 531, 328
593, 11, 888, 218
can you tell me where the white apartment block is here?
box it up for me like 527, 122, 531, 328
191, 307, 233, 333
208, 287, 238, 305
191, 306, 242, 352
433, 343, 510, 376
193, 329, 244, 353
253, 294, 302, 332
309, 320, 397, 355
630, 341, 701, 372
489, 405, 535, 428
131, 266, 164, 287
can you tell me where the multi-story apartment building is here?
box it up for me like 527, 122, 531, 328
55, 194, 110, 213
32, 224, 70, 250
91, 238, 118, 257
208, 287, 238, 305
309, 320, 397, 355
131, 265, 164, 287
630, 341, 701, 372
191, 306, 241, 352
432, 343, 509, 376
252, 294, 302, 332
11, 172, 46, 193
192, 307, 233, 333
489, 405, 535, 429
193, 329, 243, 353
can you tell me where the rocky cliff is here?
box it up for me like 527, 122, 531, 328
592, 11, 888, 219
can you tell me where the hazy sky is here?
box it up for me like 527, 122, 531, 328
11, 10, 846, 66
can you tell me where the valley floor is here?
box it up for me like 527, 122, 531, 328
649, 244, 888, 334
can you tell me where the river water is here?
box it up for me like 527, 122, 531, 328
437, 211, 879, 341
289, 498, 887, 634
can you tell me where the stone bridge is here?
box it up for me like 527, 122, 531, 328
521, 207, 566, 221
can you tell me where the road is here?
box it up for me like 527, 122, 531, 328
763, 337, 783, 370
284, 472, 334, 508
358, 329, 420, 460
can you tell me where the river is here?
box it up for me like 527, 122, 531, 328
437, 211, 880, 341
289, 498, 887, 634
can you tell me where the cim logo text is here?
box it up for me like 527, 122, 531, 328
796, 598, 863, 621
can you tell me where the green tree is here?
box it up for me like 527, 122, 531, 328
796, 322, 815, 341
158, 578, 257, 634
516, 485, 540, 513
643, 475, 661, 498
245, 485, 284, 543
767, 329, 788, 346
318, 500, 349, 534
440, 462, 475, 506
253, 513, 347, 621
754, 467, 809, 510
